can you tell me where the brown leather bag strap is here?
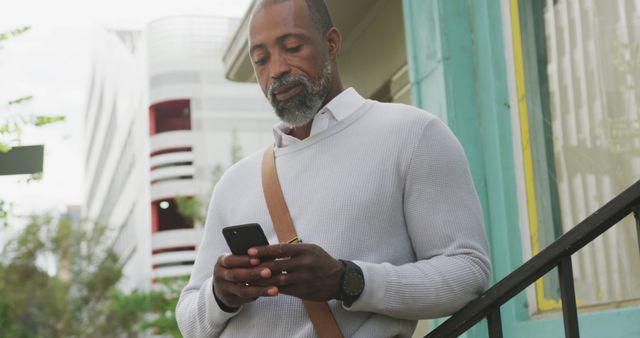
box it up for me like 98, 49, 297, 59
261, 144, 344, 338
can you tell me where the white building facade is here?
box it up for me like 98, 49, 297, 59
83, 28, 152, 291
83, 15, 276, 291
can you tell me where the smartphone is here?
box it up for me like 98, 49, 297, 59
222, 223, 271, 256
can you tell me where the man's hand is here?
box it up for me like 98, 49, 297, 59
213, 253, 279, 310
248, 243, 345, 301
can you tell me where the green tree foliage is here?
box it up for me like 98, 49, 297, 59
0, 214, 187, 337
0, 25, 65, 228
174, 196, 205, 225
1, 95, 66, 153
0, 26, 183, 337
0, 26, 31, 48
0, 27, 65, 153
0, 200, 12, 228
0, 215, 132, 337
175, 129, 244, 225
109, 277, 187, 338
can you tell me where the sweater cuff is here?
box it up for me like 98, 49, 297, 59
342, 260, 388, 312
204, 277, 241, 322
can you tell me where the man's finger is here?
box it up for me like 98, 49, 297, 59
218, 253, 256, 268
259, 256, 303, 274
248, 243, 310, 258
223, 267, 272, 282
264, 270, 305, 286
226, 283, 279, 299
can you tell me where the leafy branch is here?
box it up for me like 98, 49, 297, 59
109, 277, 187, 337
175, 130, 243, 225
0, 214, 134, 337
8, 96, 33, 105
1, 212, 193, 337
0, 26, 30, 48
175, 196, 205, 225
0, 200, 12, 228
1, 97, 65, 153
1, 27, 65, 153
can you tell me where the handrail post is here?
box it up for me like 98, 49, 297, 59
634, 206, 640, 258
558, 257, 579, 338
420, 181, 640, 338
487, 308, 503, 338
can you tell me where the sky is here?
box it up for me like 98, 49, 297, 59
0, 0, 252, 218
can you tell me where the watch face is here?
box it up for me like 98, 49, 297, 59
343, 271, 364, 296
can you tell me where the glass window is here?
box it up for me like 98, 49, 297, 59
515, 0, 640, 313
149, 99, 191, 135
152, 198, 193, 232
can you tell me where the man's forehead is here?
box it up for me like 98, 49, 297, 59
254, 0, 296, 12
251, 0, 304, 23
249, 0, 313, 41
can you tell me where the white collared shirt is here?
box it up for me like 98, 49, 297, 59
272, 87, 365, 148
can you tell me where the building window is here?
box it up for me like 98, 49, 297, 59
149, 99, 191, 135
151, 198, 193, 232
511, 0, 640, 313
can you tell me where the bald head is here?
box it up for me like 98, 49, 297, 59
253, 0, 334, 36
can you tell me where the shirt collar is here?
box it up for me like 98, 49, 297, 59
272, 124, 296, 148
271, 87, 365, 146
272, 87, 365, 147
319, 87, 364, 122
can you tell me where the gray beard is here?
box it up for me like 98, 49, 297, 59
267, 60, 332, 128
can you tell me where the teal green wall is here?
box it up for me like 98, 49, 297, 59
402, 1, 522, 337
401, 0, 522, 281
402, 0, 640, 337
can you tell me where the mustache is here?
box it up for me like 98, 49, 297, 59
268, 74, 307, 101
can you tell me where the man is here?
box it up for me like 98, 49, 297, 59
176, 0, 491, 337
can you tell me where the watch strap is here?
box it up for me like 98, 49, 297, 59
338, 259, 365, 307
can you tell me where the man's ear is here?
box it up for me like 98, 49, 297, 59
325, 27, 342, 59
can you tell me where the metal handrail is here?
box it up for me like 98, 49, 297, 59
426, 180, 640, 338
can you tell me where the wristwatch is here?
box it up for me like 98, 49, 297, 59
337, 259, 365, 307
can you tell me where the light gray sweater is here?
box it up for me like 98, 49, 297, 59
176, 100, 491, 338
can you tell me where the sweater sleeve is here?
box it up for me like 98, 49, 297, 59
175, 187, 241, 337
346, 118, 491, 319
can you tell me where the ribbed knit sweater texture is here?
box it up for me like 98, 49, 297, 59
176, 100, 491, 338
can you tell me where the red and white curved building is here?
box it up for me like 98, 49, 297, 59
84, 16, 276, 290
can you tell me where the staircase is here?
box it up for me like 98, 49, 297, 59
425, 180, 640, 338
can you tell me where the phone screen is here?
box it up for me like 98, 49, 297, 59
222, 223, 270, 256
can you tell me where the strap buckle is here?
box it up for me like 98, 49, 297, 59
286, 236, 301, 244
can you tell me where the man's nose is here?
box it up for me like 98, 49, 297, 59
270, 51, 291, 79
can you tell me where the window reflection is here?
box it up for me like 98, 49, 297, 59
544, 0, 640, 307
